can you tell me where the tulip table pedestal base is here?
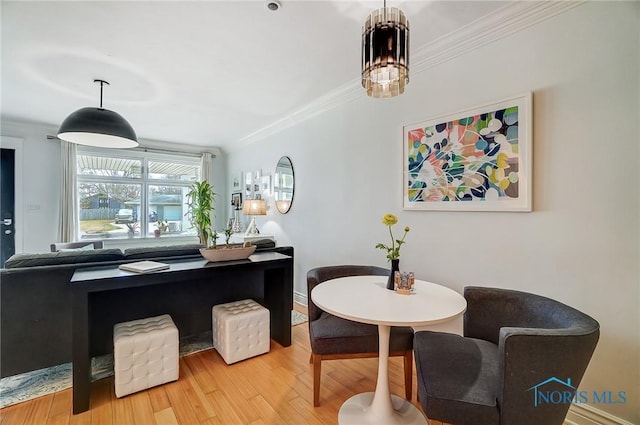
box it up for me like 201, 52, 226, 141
338, 392, 427, 425
337, 325, 427, 425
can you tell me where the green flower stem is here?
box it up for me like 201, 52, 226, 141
388, 225, 395, 258
399, 230, 407, 245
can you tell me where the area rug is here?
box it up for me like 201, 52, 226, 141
0, 311, 307, 408
291, 310, 307, 326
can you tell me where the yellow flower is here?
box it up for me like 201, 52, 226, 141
375, 213, 410, 261
382, 214, 398, 226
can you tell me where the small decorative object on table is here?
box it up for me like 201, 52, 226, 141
394, 271, 415, 295
231, 192, 244, 233
232, 208, 242, 233
375, 213, 410, 290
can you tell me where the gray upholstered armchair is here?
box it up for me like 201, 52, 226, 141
307, 265, 414, 407
414, 286, 599, 425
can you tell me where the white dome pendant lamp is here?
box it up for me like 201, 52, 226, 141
57, 79, 138, 148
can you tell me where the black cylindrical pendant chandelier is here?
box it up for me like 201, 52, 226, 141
57, 79, 138, 148
361, 3, 409, 98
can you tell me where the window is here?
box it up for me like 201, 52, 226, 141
77, 148, 201, 240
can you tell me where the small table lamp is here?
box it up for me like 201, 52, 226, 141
243, 199, 267, 236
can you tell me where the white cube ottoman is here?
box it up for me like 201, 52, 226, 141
212, 299, 270, 364
113, 314, 179, 398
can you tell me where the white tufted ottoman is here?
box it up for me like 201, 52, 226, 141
212, 299, 270, 364
113, 314, 179, 398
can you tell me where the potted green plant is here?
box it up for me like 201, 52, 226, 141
125, 222, 139, 238
199, 225, 256, 262
185, 181, 216, 246
154, 219, 168, 238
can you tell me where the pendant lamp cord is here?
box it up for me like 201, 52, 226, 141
93, 79, 109, 109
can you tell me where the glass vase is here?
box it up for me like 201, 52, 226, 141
232, 208, 242, 233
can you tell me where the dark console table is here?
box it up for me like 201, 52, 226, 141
70, 251, 293, 414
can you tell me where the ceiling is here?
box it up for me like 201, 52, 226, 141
1, 1, 507, 152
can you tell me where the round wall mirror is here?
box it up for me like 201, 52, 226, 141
274, 156, 294, 214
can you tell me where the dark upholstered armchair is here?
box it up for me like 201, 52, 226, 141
307, 265, 414, 407
414, 286, 600, 425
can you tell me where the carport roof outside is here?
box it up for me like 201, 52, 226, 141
77, 154, 199, 180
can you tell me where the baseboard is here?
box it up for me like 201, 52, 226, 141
294, 290, 307, 308
565, 403, 634, 425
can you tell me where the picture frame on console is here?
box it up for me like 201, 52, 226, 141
231, 192, 243, 209
261, 175, 272, 196
402, 92, 532, 212
244, 170, 263, 200
244, 172, 256, 200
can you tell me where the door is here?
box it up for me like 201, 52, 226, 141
1, 148, 16, 265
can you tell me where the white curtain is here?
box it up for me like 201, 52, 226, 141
59, 141, 78, 242
200, 152, 214, 184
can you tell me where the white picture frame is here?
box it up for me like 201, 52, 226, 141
402, 92, 532, 212
261, 175, 272, 196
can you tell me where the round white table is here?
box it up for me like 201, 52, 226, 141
311, 275, 467, 425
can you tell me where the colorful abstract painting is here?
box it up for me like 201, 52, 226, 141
403, 93, 532, 211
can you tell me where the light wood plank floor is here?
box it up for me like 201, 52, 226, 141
0, 306, 450, 425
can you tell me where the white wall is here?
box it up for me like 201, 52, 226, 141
0, 121, 61, 253
226, 2, 639, 423
0, 120, 226, 252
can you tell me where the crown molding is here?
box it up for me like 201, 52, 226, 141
231, 78, 361, 153
411, 1, 586, 74
231, 1, 586, 152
